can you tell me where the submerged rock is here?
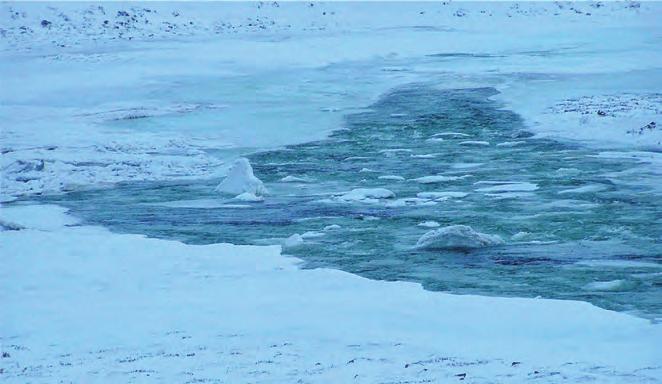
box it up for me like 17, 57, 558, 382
215, 158, 267, 196
416, 225, 504, 250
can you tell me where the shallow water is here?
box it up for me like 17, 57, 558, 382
44, 86, 662, 320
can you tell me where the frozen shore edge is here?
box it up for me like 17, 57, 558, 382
1, 204, 661, 382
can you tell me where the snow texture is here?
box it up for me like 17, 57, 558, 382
1, 205, 660, 383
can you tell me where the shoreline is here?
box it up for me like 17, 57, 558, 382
2, 204, 661, 382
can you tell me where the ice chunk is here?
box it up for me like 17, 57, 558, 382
301, 231, 324, 239
558, 185, 607, 194
583, 280, 631, 292
416, 225, 504, 250
418, 221, 440, 228
323, 224, 341, 231
339, 188, 395, 201
215, 158, 267, 196
283, 233, 304, 248
281, 175, 310, 183
476, 182, 538, 193
425, 138, 445, 143
496, 141, 526, 147
378, 175, 405, 181
234, 192, 264, 202
417, 191, 468, 199
413, 175, 471, 184
511, 231, 532, 241
379, 149, 412, 157
431, 132, 470, 138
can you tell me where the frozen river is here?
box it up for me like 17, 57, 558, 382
43, 85, 662, 320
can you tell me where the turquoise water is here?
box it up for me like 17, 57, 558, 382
44, 86, 662, 320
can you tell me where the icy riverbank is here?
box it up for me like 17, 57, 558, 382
1, 204, 661, 383
2, 1, 661, 201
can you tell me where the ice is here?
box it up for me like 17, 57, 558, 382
496, 141, 526, 147
459, 140, 490, 146
417, 191, 468, 199
379, 148, 413, 157
412, 175, 471, 184
323, 224, 342, 231
418, 221, 441, 228
416, 225, 504, 250
431, 132, 470, 138
281, 175, 310, 183
339, 188, 395, 201
425, 138, 445, 143
233, 192, 264, 202
215, 158, 267, 196
378, 175, 405, 181
410, 153, 440, 159
283, 233, 304, 248
583, 280, 631, 292
511, 231, 533, 241
147, 199, 250, 209
386, 198, 437, 207
301, 231, 324, 239
558, 184, 608, 194
476, 182, 539, 193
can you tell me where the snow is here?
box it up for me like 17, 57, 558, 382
2, 1, 662, 381
215, 158, 267, 196
2, 1, 661, 200
416, 225, 504, 250
2, 205, 660, 382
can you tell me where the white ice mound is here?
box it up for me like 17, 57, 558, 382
416, 225, 504, 250
339, 188, 395, 201
215, 158, 267, 196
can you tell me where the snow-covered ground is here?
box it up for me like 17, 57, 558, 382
1, 204, 661, 383
2, 2, 662, 382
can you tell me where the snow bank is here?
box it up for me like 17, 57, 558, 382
2, 204, 661, 382
416, 225, 504, 250
215, 158, 267, 196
